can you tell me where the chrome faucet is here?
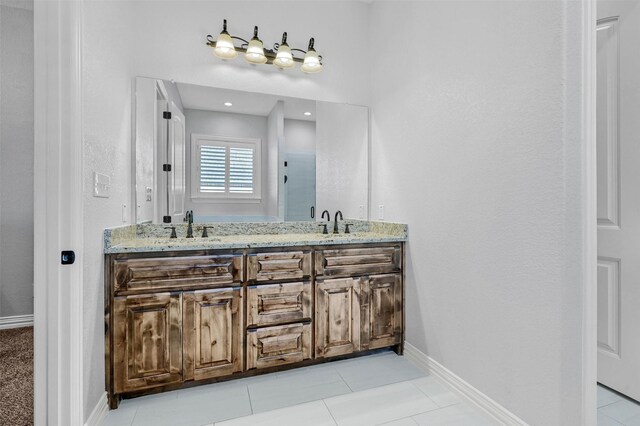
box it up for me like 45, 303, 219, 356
184, 210, 194, 238
333, 210, 343, 234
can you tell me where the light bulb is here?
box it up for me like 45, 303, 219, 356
301, 50, 322, 73
212, 20, 237, 59
274, 32, 295, 69
244, 26, 267, 64
301, 38, 322, 73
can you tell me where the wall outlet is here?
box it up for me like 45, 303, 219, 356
93, 172, 110, 198
122, 204, 128, 223
378, 205, 384, 220
359, 205, 364, 219
145, 187, 152, 202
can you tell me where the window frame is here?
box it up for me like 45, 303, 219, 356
190, 134, 262, 201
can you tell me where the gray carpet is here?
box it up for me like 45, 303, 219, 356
0, 327, 33, 425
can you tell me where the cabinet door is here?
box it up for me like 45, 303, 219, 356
113, 293, 182, 393
183, 287, 243, 381
362, 274, 403, 350
315, 277, 361, 358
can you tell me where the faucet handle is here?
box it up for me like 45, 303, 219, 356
201, 226, 213, 238
164, 226, 177, 239
318, 224, 328, 234
344, 223, 353, 234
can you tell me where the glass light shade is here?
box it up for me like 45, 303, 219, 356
213, 32, 237, 59
301, 49, 322, 73
273, 44, 294, 69
244, 38, 267, 64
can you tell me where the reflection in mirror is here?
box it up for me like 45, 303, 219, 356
133, 77, 368, 224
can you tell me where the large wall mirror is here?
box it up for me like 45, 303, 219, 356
133, 77, 369, 224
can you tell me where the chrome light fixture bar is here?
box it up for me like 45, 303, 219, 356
206, 19, 323, 73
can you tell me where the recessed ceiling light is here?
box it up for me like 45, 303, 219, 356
224, 102, 233, 107
304, 112, 312, 116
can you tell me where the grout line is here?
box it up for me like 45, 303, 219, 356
334, 368, 354, 393
128, 407, 140, 426
596, 411, 625, 426
322, 399, 339, 426
246, 385, 254, 414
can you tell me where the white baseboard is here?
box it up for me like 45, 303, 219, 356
404, 341, 528, 425
84, 392, 108, 426
0, 314, 34, 330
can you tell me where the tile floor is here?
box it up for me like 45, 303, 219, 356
598, 385, 640, 425
103, 350, 496, 426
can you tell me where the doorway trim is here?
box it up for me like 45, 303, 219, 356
33, 0, 84, 424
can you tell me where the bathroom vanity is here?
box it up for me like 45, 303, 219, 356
103, 221, 406, 408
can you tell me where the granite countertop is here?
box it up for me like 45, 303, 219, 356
104, 220, 407, 254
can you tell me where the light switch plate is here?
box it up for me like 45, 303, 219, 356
378, 205, 384, 220
122, 204, 128, 223
359, 205, 364, 219
93, 172, 110, 198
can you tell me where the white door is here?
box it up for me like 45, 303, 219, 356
170, 101, 185, 221
597, 0, 640, 401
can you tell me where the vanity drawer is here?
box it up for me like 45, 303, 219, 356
247, 281, 312, 327
315, 245, 401, 277
247, 322, 311, 370
247, 251, 312, 282
113, 255, 243, 293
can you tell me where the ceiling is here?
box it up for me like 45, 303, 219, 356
176, 83, 316, 122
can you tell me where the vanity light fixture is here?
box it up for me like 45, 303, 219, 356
206, 19, 323, 73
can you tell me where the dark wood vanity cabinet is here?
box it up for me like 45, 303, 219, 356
106, 243, 403, 408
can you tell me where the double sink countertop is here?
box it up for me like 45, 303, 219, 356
104, 220, 408, 254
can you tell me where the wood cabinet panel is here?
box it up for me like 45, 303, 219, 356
362, 274, 403, 350
247, 251, 311, 282
247, 323, 311, 370
315, 277, 361, 358
247, 281, 312, 327
113, 293, 182, 393
315, 246, 401, 277
183, 287, 243, 381
114, 255, 243, 293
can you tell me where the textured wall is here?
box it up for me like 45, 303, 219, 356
369, 2, 589, 424
0, 2, 34, 318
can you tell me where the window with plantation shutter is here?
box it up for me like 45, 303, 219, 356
191, 135, 262, 200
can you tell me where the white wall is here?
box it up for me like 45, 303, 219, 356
82, 0, 138, 417
284, 119, 316, 154
369, 2, 590, 425
266, 101, 285, 219
316, 102, 369, 220
0, 1, 34, 318
80, 1, 370, 420
184, 109, 271, 217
